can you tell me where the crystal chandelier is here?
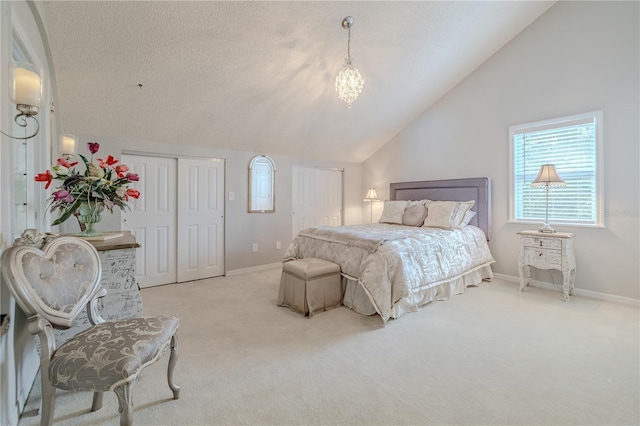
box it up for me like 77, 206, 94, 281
335, 16, 364, 107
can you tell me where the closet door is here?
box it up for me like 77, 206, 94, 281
122, 154, 225, 287
121, 155, 178, 288
177, 157, 225, 282
291, 167, 343, 236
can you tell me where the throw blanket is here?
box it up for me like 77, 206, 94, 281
298, 226, 406, 253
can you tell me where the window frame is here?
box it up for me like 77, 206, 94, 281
508, 110, 604, 228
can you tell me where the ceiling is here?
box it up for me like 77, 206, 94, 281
41, 1, 554, 163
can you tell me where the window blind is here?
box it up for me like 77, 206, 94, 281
512, 113, 599, 225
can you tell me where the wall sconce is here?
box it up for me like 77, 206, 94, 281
0, 61, 43, 140
363, 187, 379, 223
61, 134, 77, 159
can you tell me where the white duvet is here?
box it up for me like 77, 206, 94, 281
283, 223, 495, 322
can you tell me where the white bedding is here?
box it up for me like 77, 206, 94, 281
283, 223, 495, 323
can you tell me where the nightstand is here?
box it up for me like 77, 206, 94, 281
517, 230, 576, 301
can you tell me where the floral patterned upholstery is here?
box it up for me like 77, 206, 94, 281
50, 316, 179, 392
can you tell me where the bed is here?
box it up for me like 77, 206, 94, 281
283, 177, 495, 323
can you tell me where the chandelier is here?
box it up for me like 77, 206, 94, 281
335, 16, 364, 107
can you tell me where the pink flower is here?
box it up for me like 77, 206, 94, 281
87, 142, 100, 154
52, 189, 74, 203
125, 172, 139, 181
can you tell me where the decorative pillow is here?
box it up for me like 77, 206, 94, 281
423, 200, 475, 229
460, 210, 477, 226
402, 203, 428, 226
378, 200, 408, 224
452, 201, 475, 227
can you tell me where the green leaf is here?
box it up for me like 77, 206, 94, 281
51, 198, 82, 226
79, 154, 90, 176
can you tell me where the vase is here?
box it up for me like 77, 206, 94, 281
77, 202, 105, 237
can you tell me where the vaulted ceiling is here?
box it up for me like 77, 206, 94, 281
41, 1, 554, 163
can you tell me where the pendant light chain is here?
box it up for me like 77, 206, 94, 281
347, 26, 352, 64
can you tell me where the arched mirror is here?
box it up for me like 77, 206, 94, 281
248, 155, 276, 213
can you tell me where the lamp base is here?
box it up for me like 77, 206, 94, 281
538, 223, 557, 233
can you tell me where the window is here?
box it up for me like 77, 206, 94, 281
248, 155, 276, 213
509, 111, 603, 227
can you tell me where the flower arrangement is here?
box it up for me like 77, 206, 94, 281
35, 142, 140, 226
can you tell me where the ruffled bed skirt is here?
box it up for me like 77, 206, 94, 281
342, 264, 494, 319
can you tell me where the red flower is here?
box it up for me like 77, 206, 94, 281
125, 172, 139, 182
125, 188, 140, 200
114, 164, 129, 178
98, 155, 118, 168
34, 170, 52, 189
87, 142, 100, 154
56, 158, 78, 168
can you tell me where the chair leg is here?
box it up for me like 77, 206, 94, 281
167, 334, 180, 399
40, 379, 56, 426
114, 383, 134, 426
91, 391, 104, 412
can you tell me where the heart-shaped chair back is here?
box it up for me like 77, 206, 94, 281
1, 236, 102, 328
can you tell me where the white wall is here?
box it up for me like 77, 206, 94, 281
61, 134, 363, 272
363, 1, 639, 301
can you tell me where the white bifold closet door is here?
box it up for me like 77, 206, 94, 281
291, 166, 343, 237
122, 155, 224, 288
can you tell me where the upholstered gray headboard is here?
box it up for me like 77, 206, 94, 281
390, 177, 491, 240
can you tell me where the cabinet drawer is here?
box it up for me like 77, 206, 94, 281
524, 247, 562, 270
522, 236, 562, 250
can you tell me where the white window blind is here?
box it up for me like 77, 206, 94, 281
510, 111, 602, 226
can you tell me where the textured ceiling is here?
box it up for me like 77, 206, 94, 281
41, 1, 554, 163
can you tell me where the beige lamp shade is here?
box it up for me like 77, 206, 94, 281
363, 188, 379, 201
531, 164, 566, 187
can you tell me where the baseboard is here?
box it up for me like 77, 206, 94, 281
492, 273, 640, 307
225, 262, 282, 277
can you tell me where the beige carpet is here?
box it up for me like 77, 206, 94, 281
19, 266, 640, 425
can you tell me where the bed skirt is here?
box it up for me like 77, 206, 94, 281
342, 264, 494, 319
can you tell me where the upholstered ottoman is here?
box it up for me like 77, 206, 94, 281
278, 258, 342, 317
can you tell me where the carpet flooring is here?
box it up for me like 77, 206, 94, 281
19, 266, 640, 425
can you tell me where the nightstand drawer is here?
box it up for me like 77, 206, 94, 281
524, 247, 562, 270
522, 236, 562, 250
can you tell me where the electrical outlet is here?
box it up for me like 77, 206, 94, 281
276, 240, 281, 249
252, 243, 258, 252
228, 191, 235, 201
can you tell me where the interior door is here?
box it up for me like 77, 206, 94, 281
292, 167, 343, 236
121, 155, 178, 288
177, 157, 225, 282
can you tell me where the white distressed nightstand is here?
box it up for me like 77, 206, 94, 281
517, 230, 576, 301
